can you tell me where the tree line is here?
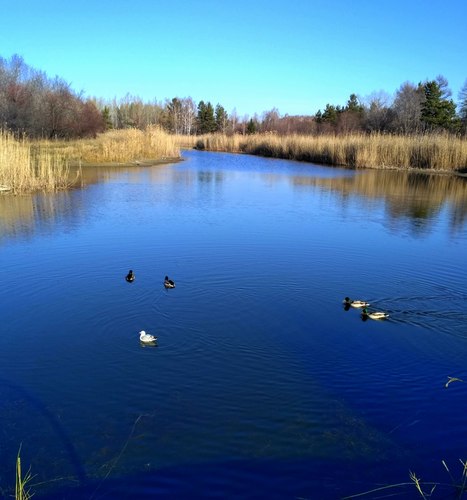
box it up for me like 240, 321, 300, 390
1, 54, 466, 140
0, 55, 103, 139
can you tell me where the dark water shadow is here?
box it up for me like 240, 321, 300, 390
0, 377, 87, 486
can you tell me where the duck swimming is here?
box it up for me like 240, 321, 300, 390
125, 270, 135, 282
164, 276, 175, 288
361, 307, 389, 320
343, 297, 370, 308
139, 330, 157, 343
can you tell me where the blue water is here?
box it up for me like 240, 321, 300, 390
1, 150, 467, 499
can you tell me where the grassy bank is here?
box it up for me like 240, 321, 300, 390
0, 127, 180, 194
39, 126, 180, 165
178, 133, 467, 172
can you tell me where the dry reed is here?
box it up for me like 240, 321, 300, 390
40, 126, 180, 165
177, 132, 467, 172
0, 130, 72, 194
1, 127, 180, 194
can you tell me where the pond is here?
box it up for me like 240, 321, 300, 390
1, 149, 467, 499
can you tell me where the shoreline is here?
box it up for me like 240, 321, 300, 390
0, 157, 183, 196
188, 146, 467, 178
180, 132, 467, 174
70, 156, 183, 168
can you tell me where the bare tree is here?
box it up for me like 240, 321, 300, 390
436, 74, 452, 99
392, 82, 424, 133
180, 97, 197, 135
458, 79, 467, 133
261, 108, 281, 132
229, 108, 239, 135
362, 91, 394, 132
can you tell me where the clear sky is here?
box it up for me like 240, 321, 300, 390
1, 0, 466, 117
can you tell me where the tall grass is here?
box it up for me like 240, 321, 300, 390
0, 127, 180, 194
39, 126, 180, 165
178, 132, 467, 172
0, 130, 72, 194
15, 446, 34, 500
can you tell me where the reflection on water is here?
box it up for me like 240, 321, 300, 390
0, 164, 176, 242
2, 161, 466, 244
292, 169, 467, 234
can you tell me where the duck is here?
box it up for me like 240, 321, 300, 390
343, 297, 370, 308
164, 276, 175, 288
139, 330, 157, 343
125, 270, 135, 282
361, 307, 389, 320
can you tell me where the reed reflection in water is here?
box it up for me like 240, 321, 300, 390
291, 169, 467, 234
2, 161, 466, 244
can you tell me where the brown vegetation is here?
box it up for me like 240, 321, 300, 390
0, 130, 72, 194
0, 127, 180, 194
39, 126, 180, 165
179, 133, 467, 172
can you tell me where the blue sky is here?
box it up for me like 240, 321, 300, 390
1, 0, 466, 117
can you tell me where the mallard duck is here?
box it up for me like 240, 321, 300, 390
125, 270, 135, 282
361, 307, 389, 320
164, 276, 175, 288
139, 330, 157, 343
343, 297, 370, 308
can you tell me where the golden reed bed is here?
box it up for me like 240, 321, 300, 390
177, 132, 467, 172
2, 130, 466, 194
0, 127, 180, 194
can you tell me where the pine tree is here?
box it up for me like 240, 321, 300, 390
101, 106, 113, 130
421, 80, 457, 131
167, 97, 182, 134
321, 104, 339, 125
246, 118, 257, 134
346, 94, 363, 113
197, 101, 216, 134
215, 104, 228, 133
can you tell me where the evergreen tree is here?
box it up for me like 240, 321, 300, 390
197, 100, 216, 134
215, 104, 228, 133
321, 104, 339, 124
421, 80, 457, 131
246, 118, 257, 134
167, 97, 182, 134
101, 106, 113, 130
346, 94, 363, 113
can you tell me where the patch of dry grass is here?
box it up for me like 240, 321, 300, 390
41, 126, 180, 165
0, 130, 72, 194
0, 127, 180, 194
177, 132, 467, 172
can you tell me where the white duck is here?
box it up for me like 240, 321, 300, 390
139, 330, 157, 343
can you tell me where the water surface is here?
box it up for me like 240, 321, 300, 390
1, 150, 467, 499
